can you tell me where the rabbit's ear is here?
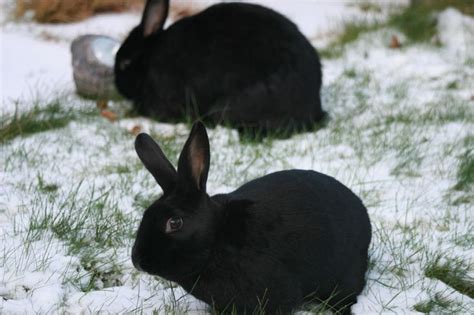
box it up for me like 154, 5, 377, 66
135, 133, 177, 194
177, 122, 210, 194
141, 0, 169, 37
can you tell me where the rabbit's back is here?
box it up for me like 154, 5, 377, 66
141, 3, 323, 130
206, 170, 371, 310
153, 3, 316, 79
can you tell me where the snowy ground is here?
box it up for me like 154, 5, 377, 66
1, 0, 473, 314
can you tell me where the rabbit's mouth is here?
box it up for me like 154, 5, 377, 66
132, 250, 206, 281
139, 250, 211, 282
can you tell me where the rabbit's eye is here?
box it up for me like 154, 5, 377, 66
119, 59, 131, 70
165, 216, 183, 233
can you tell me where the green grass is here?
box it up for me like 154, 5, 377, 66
133, 191, 160, 211
413, 293, 455, 313
451, 226, 474, 248
37, 173, 59, 193
343, 68, 357, 79
371, 219, 427, 292
102, 163, 137, 175
74, 251, 124, 292
321, 0, 474, 60
320, 19, 382, 59
388, 5, 438, 43
455, 151, 474, 190
2, 7, 474, 310
0, 100, 96, 143
425, 256, 474, 299
447, 81, 459, 90
383, 103, 473, 126
26, 186, 134, 252
454, 136, 474, 191
411, 0, 474, 16
448, 135, 474, 204
356, 2, 382, 13
388, 0, 474, 43
390, 130, 425, 178
20, 183, 138, 292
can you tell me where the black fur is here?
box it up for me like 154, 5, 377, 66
115, 0, 325, 136
132, 122, 371, 314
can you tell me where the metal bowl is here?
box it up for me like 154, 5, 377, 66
71, 35, 120, 99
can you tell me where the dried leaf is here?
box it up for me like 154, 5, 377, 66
96, 99, 108, 110
389, 35, 401, 49
101, 109, 118, 122
130, 125, 142, 135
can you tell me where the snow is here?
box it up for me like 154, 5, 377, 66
1, 0, 473, 314
438, 7, 474, 60
0, 0, 396, 114
1, 32, 73, 112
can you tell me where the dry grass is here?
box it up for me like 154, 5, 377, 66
15, 0, 144, 23
15, 0, 206, 24
169, 1, 205, 22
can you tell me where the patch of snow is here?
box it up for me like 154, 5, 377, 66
438, 7, 474, 61
0, 32, 73, 114
1, 0, 399, 115
1, 1, 473, 314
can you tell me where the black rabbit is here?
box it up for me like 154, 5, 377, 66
132, 122, 371, 314
115, 0, 325, 137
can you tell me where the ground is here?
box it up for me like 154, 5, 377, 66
1, 0, 473, 314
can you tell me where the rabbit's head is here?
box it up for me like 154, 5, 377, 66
132, 122, 220, 280
115, 0, 169, 99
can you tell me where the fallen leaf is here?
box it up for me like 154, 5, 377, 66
389, 35, 401, 49
96, 99, 108, 110
130, 125, 142, 135
101, 110, 118, 122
